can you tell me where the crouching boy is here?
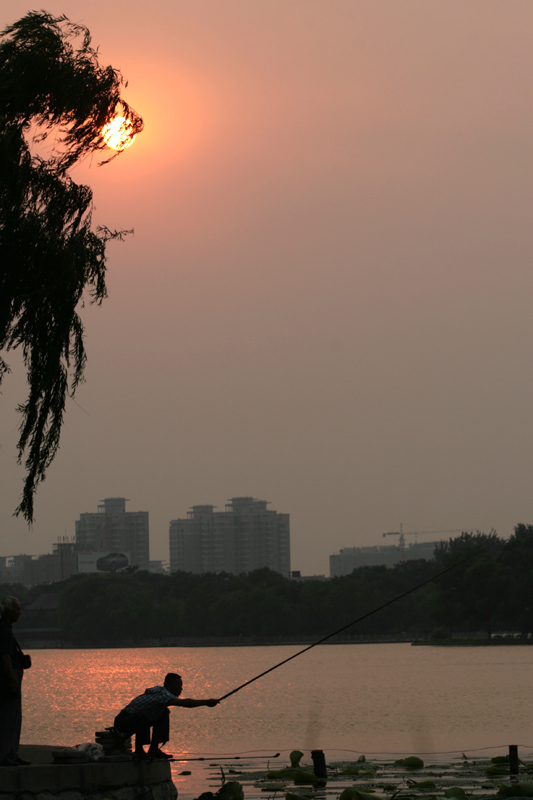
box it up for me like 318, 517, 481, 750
111, 672, 218, 760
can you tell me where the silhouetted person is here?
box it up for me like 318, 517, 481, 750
0, 597, 31, 767
111, 672, 218, 760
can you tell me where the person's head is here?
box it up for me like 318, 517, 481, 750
0, 596, 21, 624
164, 672, 183, 697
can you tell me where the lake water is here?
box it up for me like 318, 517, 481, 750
19, 643, 533, 793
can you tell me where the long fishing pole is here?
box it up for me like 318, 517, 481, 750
218, 546, 482, 702
174, 753, 280, 761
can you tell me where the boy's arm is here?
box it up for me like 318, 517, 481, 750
171, 698, 219, 708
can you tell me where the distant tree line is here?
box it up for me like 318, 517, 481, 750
3, 526, 533, 645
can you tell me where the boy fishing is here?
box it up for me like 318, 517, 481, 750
110, 672, 218, 760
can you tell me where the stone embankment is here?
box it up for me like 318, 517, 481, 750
0, 745, 177, 800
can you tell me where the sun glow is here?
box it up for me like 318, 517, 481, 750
102, 115, 137, 151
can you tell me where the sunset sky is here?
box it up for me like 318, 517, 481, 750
1, 1, 531, 575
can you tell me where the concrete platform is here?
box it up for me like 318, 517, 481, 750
0, 745, 178, 800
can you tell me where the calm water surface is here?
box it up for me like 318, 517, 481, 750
21, 644, 533, 762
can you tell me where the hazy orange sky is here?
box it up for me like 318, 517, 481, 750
1, 1, 532, 574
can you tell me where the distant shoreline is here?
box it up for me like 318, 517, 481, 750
413, 638, 533, 646
16, 632, 533, 649
16, 632, 421, 649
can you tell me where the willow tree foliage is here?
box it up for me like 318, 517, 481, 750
0, 12, 143, 521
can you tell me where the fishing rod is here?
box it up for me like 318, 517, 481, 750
174, 753, 280, 761
218, 546, 483, 702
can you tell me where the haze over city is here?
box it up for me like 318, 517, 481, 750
1, 1, 531, 576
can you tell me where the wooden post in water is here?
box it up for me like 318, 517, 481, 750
509, 745, 519, 779
312, 749, 327, 779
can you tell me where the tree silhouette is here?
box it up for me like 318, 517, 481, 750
0, 12, 143, 521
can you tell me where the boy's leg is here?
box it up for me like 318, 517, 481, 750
134, 723, 151, 754
147, 709, 172, 758
113, 710, 151, 755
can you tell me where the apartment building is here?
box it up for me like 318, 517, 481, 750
330, 540, 439, 577
0, 541, 78, 586
169, 496, 290, 576
75, 497, 149, 571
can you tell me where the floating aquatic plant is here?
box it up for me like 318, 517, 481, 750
339, 789, 379, 800
444, 787, 468, 798
259, 783, 285, 792
340, 764, 378, 777
406, 780, 436, 789
290, 751, 304, 768
394, 757, 424, 770
498, 783, 533, 797
486, 765, 510, 777
196, 781, 244, 800
266, 769, 319, 785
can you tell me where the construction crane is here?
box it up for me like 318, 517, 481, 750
382, 525, 465, 548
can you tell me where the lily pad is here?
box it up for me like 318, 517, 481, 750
395, 757, 424, 769
286, 793, 315, 800
408, 781, 437, 789
444, 787, 468, 798
341, 764, 377, 777
340, 789, 378, 800
487, 765, 509, 776
267, 769, 319, 785
498, 784, 533, 797
217, 782, 244, 800
290, 750, 304, 768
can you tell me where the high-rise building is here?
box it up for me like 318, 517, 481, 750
0, 541, 78, 586
329, 540, 439, 577
169, 497, 290, 576
54, 541, 78, 581
75, 497, 149, 571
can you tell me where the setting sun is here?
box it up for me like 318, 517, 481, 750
102, 115, 137, 151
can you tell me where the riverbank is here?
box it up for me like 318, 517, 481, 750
16, 632, 430, 648
0, 745, 177, 800
413, 638, 533, 646
19, 633, 533, 649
